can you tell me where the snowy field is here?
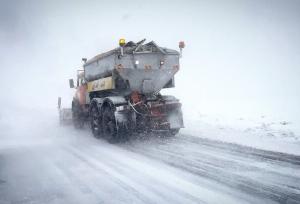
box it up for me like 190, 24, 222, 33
182, 112, 300, 156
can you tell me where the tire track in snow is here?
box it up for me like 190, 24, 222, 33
120, 134, 300, 204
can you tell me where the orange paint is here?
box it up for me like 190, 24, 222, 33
76, 85, 87, 105
131, 91, 141, 104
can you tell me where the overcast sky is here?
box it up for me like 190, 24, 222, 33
0, 0, 299, 122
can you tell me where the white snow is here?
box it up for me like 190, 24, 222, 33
2, 109, 300, 203
182, 112, 300, 156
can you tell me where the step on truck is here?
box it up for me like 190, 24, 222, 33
69, 39, 185, 143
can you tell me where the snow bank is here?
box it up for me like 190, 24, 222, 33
182, 112, 300, 156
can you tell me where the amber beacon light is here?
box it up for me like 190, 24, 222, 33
119, 38, 126, 47
119, 38, 126, 56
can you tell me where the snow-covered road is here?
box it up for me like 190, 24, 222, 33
0, 122, 300, 204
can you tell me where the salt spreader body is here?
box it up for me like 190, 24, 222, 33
68, 39, 185, 142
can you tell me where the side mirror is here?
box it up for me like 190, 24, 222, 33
58, 97, 61, 109
69, 79, 74, 88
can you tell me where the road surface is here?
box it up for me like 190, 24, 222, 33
0, 123, 300, 204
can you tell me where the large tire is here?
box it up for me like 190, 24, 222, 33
90, 104, 101, 138
102, 106, 119, 143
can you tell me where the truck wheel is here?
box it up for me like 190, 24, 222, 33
102, 106, 119, 143
90, 105, 101, 138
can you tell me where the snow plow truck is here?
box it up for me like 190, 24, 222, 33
68, 39, 185, 143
